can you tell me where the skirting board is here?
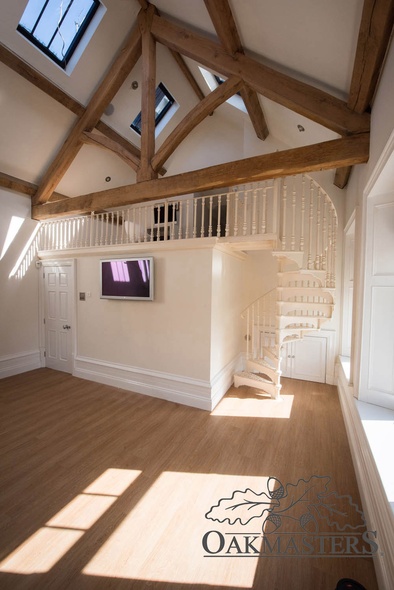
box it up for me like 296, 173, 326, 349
336, 360, 394, 590
0, 350, 42, 379
74, 354, 241, 412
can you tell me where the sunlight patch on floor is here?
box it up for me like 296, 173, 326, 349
212, 393, 294, 418
83, 472, 272, 587
0, 468, 142, 574
0, 528, 83, 574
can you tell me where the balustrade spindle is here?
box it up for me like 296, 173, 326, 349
246, 308, 250, 358
143, 207, 147, 243
315, 188, 321, 269
300, 176, 305, 251
217, 195, 222, 237
101, 214, 105, 246
251, 304, 255, 358
126, 210, 130, 244
90, 213, 94, 247
291, 177, 296, 251
308, 180, 314, 269
243, 193, 248, 236
178, 201, 182, 239
234, 191, 239, 236
208, 196, 213, 237
281, 180, 287, 250
185, 199, 190, 239
251, 189, 257, 235
261, 187, 267, 234
200, 197, 206, 237
332, 213, 337, 288
322, 197, 328, 270
191, 199, 197, 238
121, 210, 125, 244
171, 203, 176, 240
225, 193, 230, 237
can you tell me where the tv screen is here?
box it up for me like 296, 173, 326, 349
100, 257, 154, 300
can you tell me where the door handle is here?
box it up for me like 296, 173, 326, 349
63, 325, 71, 330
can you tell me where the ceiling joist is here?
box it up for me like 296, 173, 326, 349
32, 133, 370, 220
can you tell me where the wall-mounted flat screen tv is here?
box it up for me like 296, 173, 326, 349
100, 257, 154, 300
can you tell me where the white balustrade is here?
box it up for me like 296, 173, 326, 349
37, 175, 337, 286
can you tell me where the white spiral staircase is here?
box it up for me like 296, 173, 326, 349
234, 251, 335, 399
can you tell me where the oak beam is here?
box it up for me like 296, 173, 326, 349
169, 49, 205, 102
32, 134, 370, 220
240, 84, 269, 140
151, 14, 370, 136
203, 0, 243, 55
348, 0, 394, 113
0, 43, 149, 171
0, 171, 68, 201
152, 76, 243, 172
334, 166, 353, 189
137, 6, 157, 182
32, 22, 142, 206
204, 0, 268, 139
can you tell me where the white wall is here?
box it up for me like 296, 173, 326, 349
0, 191, 41, 376
76, 249, 213, 380
210, 248, 278, 379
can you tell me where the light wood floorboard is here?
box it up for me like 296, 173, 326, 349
0, 369, 378, 589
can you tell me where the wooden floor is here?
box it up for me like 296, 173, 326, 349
0, 369, 378, 590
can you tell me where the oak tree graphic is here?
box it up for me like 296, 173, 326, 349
205, 475, 366, 534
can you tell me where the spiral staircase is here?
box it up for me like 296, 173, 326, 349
234, 251, 335, 400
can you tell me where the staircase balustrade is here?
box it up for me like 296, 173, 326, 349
38, 174, 338, 288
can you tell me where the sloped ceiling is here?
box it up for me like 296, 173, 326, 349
0, 0, 393, 219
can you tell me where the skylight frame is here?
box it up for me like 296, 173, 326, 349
130, 82, 175, 136
17, 0, 100, 70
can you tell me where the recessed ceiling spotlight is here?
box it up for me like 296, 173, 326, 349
105, 176, 111, 182
131, 81, 139, 90
297, 124, 305, 132
105, 103, 115, 116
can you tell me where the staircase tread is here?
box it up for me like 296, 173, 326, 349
234, 371, 274, 383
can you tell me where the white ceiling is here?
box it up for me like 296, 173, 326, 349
0, 0, 364, 198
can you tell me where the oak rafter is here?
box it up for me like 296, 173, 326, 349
150, 14, 370, 137
203, 0, 268, 140
32, 19, 143, 206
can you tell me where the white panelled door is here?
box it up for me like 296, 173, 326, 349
360, 191, 394, 409
43, 263, 74, 373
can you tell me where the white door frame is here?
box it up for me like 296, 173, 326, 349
39, 259, 76, 373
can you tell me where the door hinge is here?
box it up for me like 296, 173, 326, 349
44, 351, 46, 358
43, 318, 46, 324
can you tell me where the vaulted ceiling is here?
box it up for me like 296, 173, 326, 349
1, 0, 393, 220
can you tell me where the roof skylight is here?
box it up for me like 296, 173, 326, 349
130, 83, 175, 136
17, 0, 100, 69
